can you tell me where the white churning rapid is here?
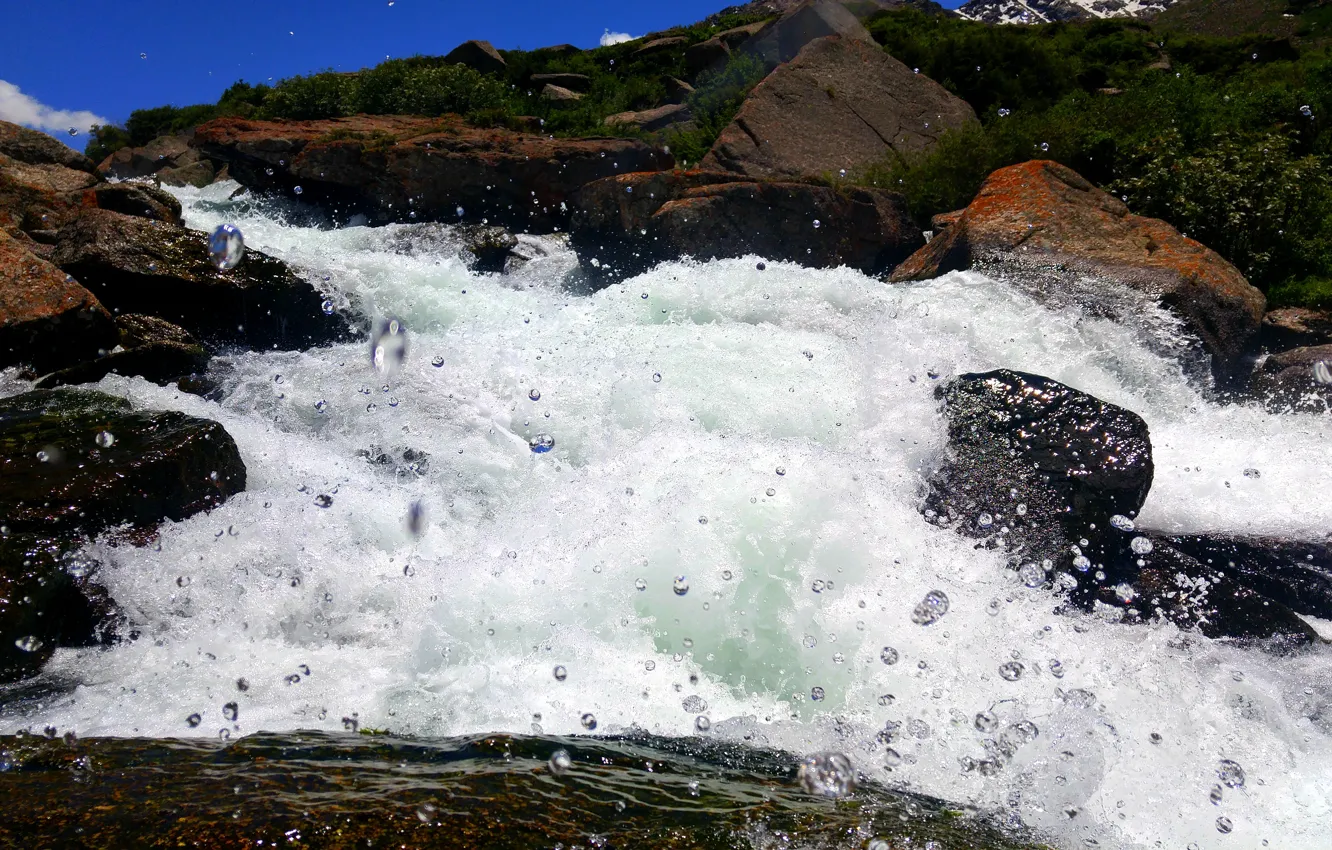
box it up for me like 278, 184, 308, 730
4, 182, 1331, 849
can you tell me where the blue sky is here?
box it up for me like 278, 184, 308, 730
0, 1, 962, 143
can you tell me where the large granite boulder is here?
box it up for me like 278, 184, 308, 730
0, 122, 97, 174
35, 314, 210, 390
569, 170, 923, 284
0, 229, 118, 373
97, 133, 218, 187
194, 115, 674, 233
442, 40, 507, 76
926, 370, 1316, 645
891, 161, 1267, 384
700, 36, 978, 181
1260, 307, 1332, 352
0, 388, 247, 682
51, 208, 351, 350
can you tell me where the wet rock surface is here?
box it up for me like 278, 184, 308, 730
1247, 344, 1332, 412
926, 370, 1318, 644
34, 314, 209, 391
0, 229, 118, 374
570, 169, 922, 284
891, 160, 1266, 383
51, 208, 351, 350
702, 35, 977, 181
0, 732, 1050, 850
0, 389, 246, 535
193, 115, 673, 233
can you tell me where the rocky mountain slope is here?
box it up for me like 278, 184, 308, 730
955, 0, 1177, 24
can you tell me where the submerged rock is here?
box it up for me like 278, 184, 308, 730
51, 208, 350, 350
460, 225, 520, 274
569, 170, 922, 284
0, 389, 246, 535
193, 115, 673, 233
891, 161, 1266, 384
701, 35, 977, 181
926, 370, 1316, 644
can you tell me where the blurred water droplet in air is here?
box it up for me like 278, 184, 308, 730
13, 636, 42, 653
975, 711, 999, 732
415, 802, 437, 823
634, 578, 647, 591
673, 576, 690, 596
370, 317, 408, 376
1109, 514, 1135, 531
1210, 784, 1224, 805
68, 127, 79, 137
406, 501, 426, 537
208, 224, 245, 271
222, 702, 238, 722
549, 749, 572, 775
1019, 563, 1045, 588
580, 712, 597, 730
431, 356, 445, 368
880, 646, 899, 665
186, 713, 201, 728
682, 695, 707, 713
811, 686, 826, 701
694, 715, 711, 732
1216, 816, 1234, 834
313, 494, 333, 508
798, 752, 856, 798
528, 388, 541, 401
911, 590, 949, 625
293, 186, 303, 195
1130, 537, 1154, 555
321, 299, 335, 315
999, 662, 1025, 681
1314, 361, 1332, 384
94, 430, 115, 449
553, 665, 567, 681
1218, 759, 1246, 788
529, 434, 555, 454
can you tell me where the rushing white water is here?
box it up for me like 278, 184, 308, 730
6, 182, 1332, 849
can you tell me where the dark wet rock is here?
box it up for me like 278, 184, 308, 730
541, 83, 583, 102
194, 115, 673, 233
97, 134, 212, 183
701, 35, 977, 181
569, 169, 922, 284
0, 533, 115, 683
924, 369, 1154, 561
51, 208, 350, 350
1261, 308, 1332, 352
529, 73, 592, 92
927, 369, 1318, 644
460, 226, 520, 274
1246, 345, 1332, 412
443, 40, 507, 76
1144, 533, 1332, 622
891, 161, 1266, 384
88, 182, 183, 224
0, 229, 118, 373
157, 159, 217, 188
0, 389, 246, 536
34, 314, 208, 390
604, 104, 694, 133
0, 122, 97, 174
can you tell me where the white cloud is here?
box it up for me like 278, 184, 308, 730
0, 80, 108, 139
600, 29, 636, 46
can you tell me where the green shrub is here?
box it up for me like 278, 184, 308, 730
83, 124, 131, 162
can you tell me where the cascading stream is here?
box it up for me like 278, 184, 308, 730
3, 182, 1330, 850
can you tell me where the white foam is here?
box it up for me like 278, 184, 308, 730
6, 183, 1331, 849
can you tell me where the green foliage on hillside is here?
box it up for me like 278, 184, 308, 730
858, 9, 1332, 302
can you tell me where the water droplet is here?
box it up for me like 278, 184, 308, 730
1312, 360, 1331, 384
549, 749, 572, 775
320, 299, 335, 315
1019, 563, 1046, 587
672, 575, 690, 596
293, 185, 304, 195
431, 356, 445, 368
812, 219, 821, 229
370, 317, 408, 376
975, 711, 999, 732
1216, 816, 1234, 834
880, 646, 899, 665
911, 590, 949, 625
94, 430, 115, 448
998, 107, 1011, 117
313, 494, 333, 508
140, 52, 147, 59
652, 372, 662, 383
580, 712, 597, 730
797, 753, 855, 798
1130, 537, 1154, 555
1109, 514, 1135, 531
977, 512, 994, 529
528, 389, 541, 401
757, 262, 766, 271
1218, 759, 1245, 788
186, 713, 201, 728
415, 802, 437, 823
998, 661, 1025, 681
645, 660, 656, 671
207, 224, 245, 271
682, 695, 707, 713
634, 578, 647, 591
1210, 784, 1224, 805
13, 636, 42, 653
1040, 142, 1050, 151
529, 433, 555, 454
553, 665, 568, 681
456, 206, 465, 218
694, 715, 711, 732
222, 702, 238, 722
